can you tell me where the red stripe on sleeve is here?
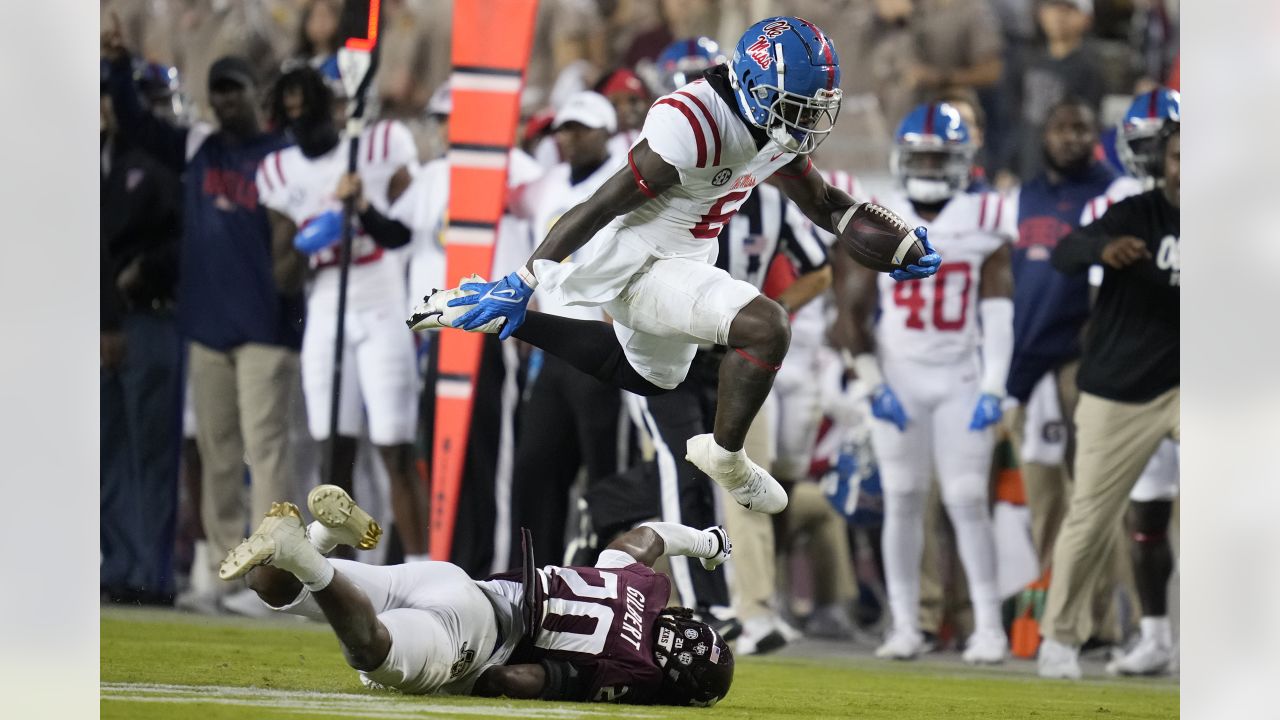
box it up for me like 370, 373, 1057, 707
628, 149, 657, 198
992, 193, 1004, 230
674, 90, 721, 166
655, 98, 707, 168
978, 193, 989, 227
259, 159, 274, 193
366, 122, 377, 164
381, 120, 392, 161
274, 152, 286, 186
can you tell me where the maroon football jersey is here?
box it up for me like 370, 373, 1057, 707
531, 562, 672, 704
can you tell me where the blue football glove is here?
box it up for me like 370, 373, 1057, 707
294, 209, 344, 255
890, 227, 941, 282
446, 271, 534, 340
968, 393, 1003, 431
869, 384, 909, 431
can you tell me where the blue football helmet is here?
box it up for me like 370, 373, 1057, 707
728, 16, 842, 154
1116, 88, 1180, 179
656, 37, 727, 93
891, 102, 976, 203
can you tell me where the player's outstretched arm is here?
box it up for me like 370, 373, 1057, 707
523, 141, 679, 274
970, 244, 1015, 430
474, 663, 548, 699
767, 156, 857, 234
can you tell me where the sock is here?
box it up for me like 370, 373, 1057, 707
882, 489, 926, 634
405, 553, 431, 563
639, 522, 718, 559
307, 521, 341, 554
302, 560, 335, 592
1140, 616, 1172, 647
513, 312, 667, 396
946, 498, 1002, 635
704, 438, 748, 486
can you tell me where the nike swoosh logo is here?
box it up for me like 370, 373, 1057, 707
770, 152, 785, 161
492, 288, 519, 298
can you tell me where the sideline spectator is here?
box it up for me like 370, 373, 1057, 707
104, 21, 303, 612
1039, 128, 1179, 680
295, 0, 346, 77
100, 72, 183, 605
998, 0, 1104, 186
1003, 98, 1136, 649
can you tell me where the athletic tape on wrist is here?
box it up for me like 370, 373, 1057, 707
516, 265, 538, 289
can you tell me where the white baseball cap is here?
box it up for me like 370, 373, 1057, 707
553, 91, 617, 133
1042, 0, 1093, 15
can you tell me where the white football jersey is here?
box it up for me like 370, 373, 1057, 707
874, 191, 1015, 366
257, 120, 418, 311
519, 154, 627, 320
618, 77, 800, 255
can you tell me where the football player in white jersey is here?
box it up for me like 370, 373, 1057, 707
258, 66, 428, 562
411, 17, 940, 517
839, 103, 1016, 663
1088, 89, 1181, 677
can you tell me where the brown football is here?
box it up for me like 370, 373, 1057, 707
833, 203, 926, 273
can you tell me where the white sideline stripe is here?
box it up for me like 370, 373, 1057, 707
451, 73, 523, 93
448, 149, 509, 170
444, 226, 494, 247
101, 682, 658, 718
437, 378, 474, 399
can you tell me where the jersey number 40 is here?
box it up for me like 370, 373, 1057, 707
892, 261, 972, 331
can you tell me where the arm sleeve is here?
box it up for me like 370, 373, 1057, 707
538, 659, 593, 702
104, 55, 190, 172
978, 297, 1014, 396
358, 204, 412, 249
1052, 197, 1138, 274
780, 199, 830, 274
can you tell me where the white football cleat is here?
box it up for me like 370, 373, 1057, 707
219, 502, 317, 581
700, 525, 732, 571
407, 275, 505, 333
875, 627, 926, 660
1037, 637, 1083, 679
962, 629, 1009, 665
1106, 637, 1173, 676
307, 484, 383, 550
686, 433, 788, 514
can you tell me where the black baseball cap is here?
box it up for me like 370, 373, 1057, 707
208, 56, 256, 91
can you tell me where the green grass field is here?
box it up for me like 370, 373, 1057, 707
102, 608, 1177, 719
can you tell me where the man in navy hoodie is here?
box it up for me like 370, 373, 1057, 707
103, 25, 303, 611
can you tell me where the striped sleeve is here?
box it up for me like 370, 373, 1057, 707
977, 191, 1018, 241
779, 198, 829, 274
642, 91, 721, 171
255, 150, 290, 215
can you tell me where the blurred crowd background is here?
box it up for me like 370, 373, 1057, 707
99, 0, 1180, 674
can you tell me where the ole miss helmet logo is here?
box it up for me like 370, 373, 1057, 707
745, 19, 790, 69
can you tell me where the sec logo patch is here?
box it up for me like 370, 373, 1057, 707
711, 168, 732, 186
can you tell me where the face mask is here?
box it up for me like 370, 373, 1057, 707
291, 116, 339, 158
904, 178, 956, 204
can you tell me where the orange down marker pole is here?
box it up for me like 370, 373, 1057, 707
431, 0, 538, 560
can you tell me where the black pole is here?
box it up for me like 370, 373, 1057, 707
325, 2, 381, 486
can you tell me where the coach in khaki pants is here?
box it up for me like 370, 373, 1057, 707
190, 343, 304, 584
1037, 131, 1180, 678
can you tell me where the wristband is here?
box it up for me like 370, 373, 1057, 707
516, 265, 538, 290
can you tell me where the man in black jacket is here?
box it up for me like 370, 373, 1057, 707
100, 82, 183, 604
1037, 129, 1180, 679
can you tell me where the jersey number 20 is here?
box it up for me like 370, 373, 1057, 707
536, 568, 619, 655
